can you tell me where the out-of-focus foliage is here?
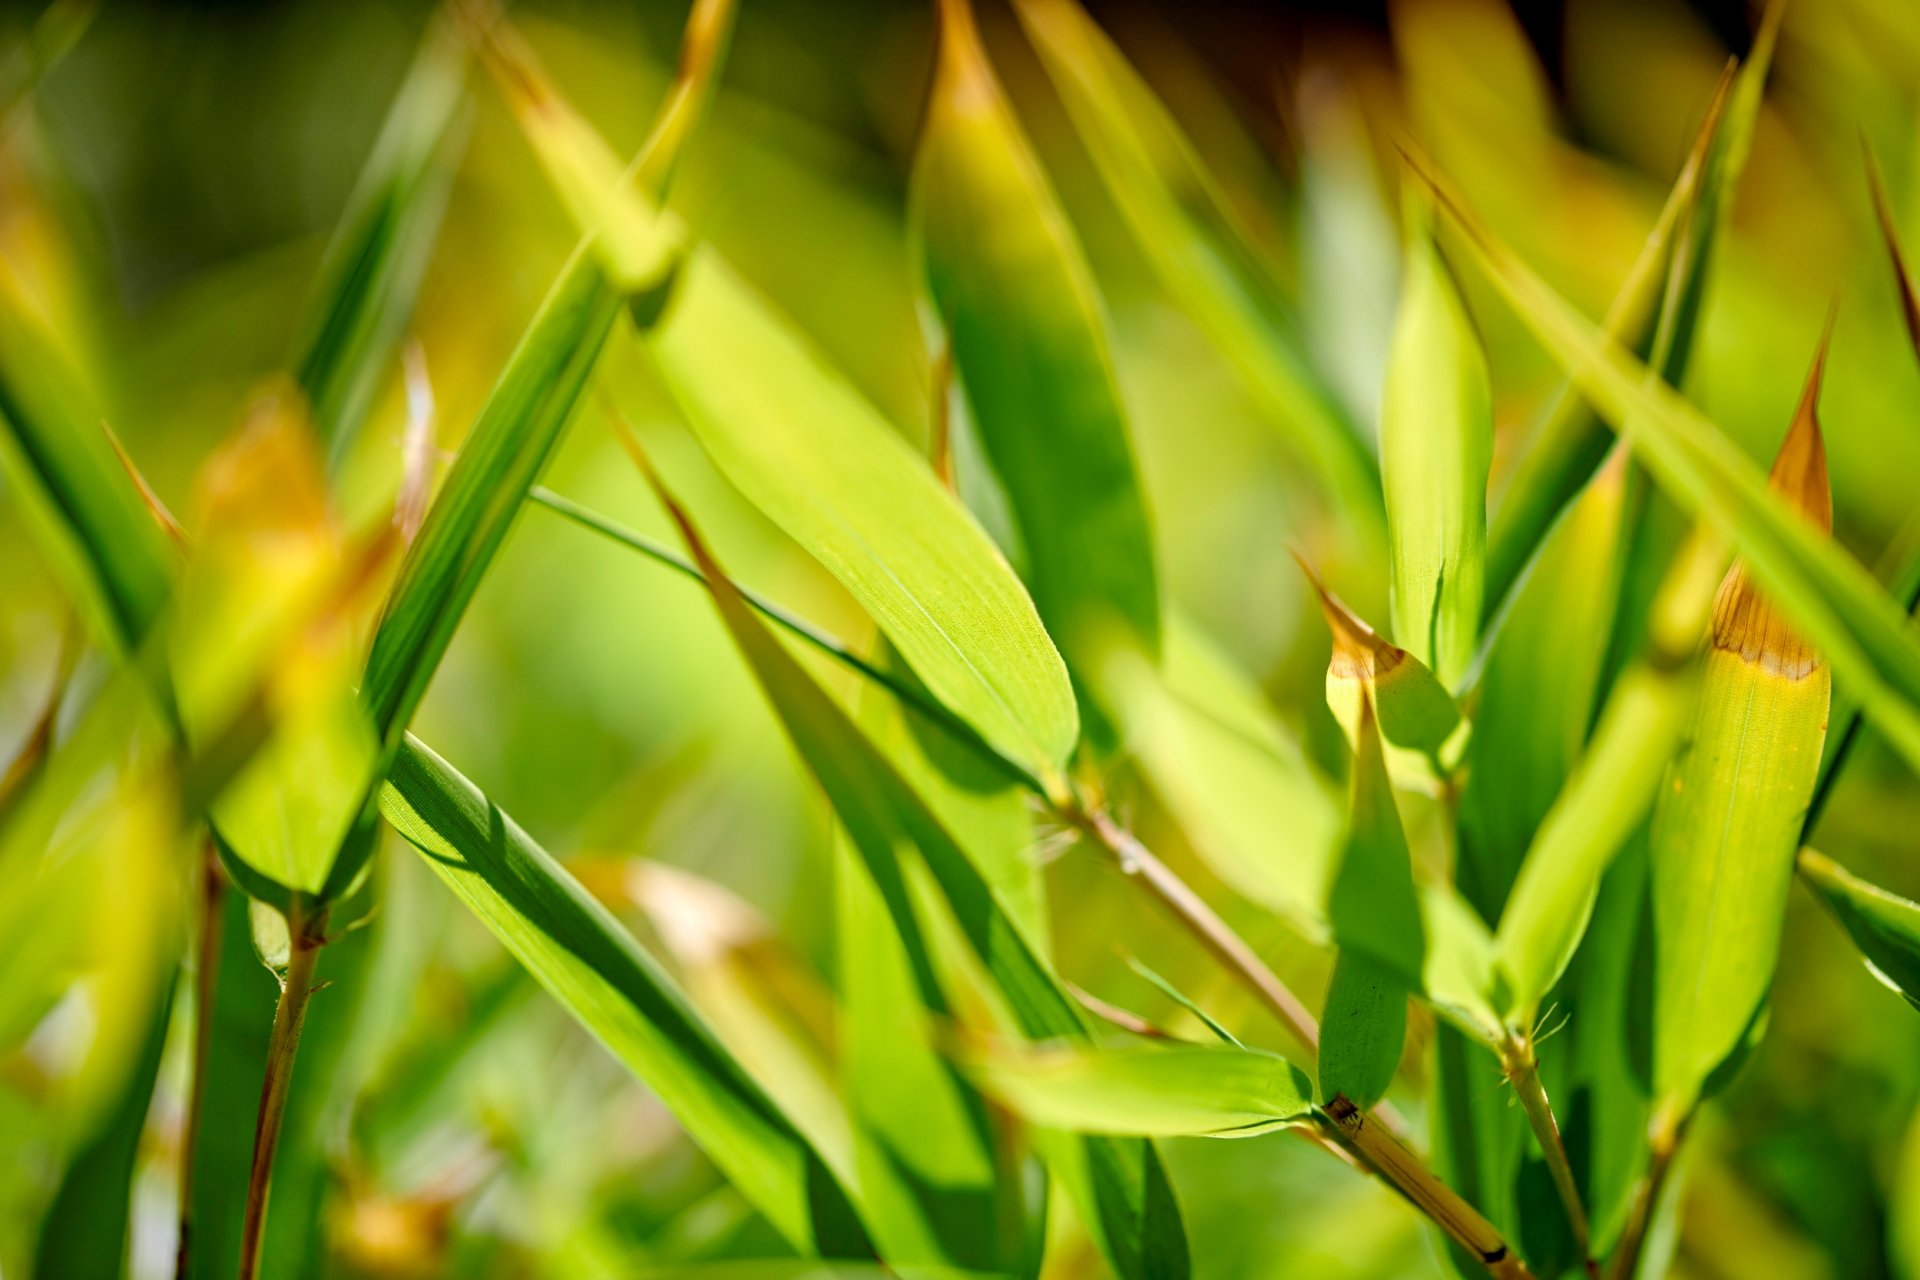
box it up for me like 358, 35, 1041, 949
7, 0, 1920, 1278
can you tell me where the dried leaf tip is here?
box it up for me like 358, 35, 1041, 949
1711, 324, 1833, 678
1291, 549, 1407, 680
932, 0, 995, 105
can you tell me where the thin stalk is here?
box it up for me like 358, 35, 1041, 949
237, 906, 326, 1280
1068, 804, 1321, 1057
1323, 1095, 1535, 1280
1501, 1034, 1593, 1271
1606, 1116, 1686, 1280
174, 846, 227, 1280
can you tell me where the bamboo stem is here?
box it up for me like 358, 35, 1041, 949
1324, 1094, 1535, 1279
1501, 1035, 1594, 1273
174, 846, 227, 1280
237, 906, 326, 1280
1606, 1115, 1685, 1280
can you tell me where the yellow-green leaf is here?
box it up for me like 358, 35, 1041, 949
912, 0, 1160, 673
1649, 367, 1833, 1116
1381, 190, 1491, 687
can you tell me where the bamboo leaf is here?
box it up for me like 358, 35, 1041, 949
1104, 619, 1342, 938
1007, 0, 1382, 543
1329, 694, 1425, 987
1798, 849, 1920, 1011
474, 18, 1081, 780
360, 253, 621, 749
1480, 32, 1764, 618
1317, 950, 1407, 1110
912, 0, 1161, 675
1427, 161, 1920, 780
1302, 561, 1462, 761
378, 735, 873, 1258
0, 292, 174, 657
650, 478, 1189, 1280
291, 17, 468, 462
1381, 189, 1492, 687
1649, 361, 1833, 1116
1491, 528, 1724, 1021
964, 1041, 1315, 1138
1459, 451, 1628, 923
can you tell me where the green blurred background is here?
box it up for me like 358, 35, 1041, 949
5, 0, 1920, 1275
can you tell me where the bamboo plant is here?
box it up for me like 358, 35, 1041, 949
5, 0, 1920, 1277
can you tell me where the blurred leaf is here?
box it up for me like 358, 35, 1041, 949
1009, 0, 1382, 543
965, 1041, 1314, 1138
378, 735, 873, 1258
1380, 189, 1491, 687
32, 985, 174, 1280
1105, 618, 1341, 938
1798, 849, 1920, 1013
652, 481, 1190, 1279
1649, 361, 1833, 1116
912, 0, 1161, 678
1431, 162, 1920, 781
0, 290, 173, 657
171, 391, 380, 898
1317, 951, 1407, 1111
291, 16, 468, 462
1480, 45, 1752, 617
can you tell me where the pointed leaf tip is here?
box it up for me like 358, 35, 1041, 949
1711, 328, 1835, 680
1864, 140, 1920, 360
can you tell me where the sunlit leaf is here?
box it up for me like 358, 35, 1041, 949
1428, 157, 1920, 782
379, 735, 873, 1258
1380, 188, 1491, 688
964, 1040, 1315, 1138
473, 9, 1081, 781
1009, 0, 1382, 544
1649, 357, 1833, 1117
912, 0, 1161, 676
651, 477, 1189, 1280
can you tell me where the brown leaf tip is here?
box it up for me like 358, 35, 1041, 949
1711, 329, 1834, 678
1291, 550, 1408, 680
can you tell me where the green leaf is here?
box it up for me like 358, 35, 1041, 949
837, 644, 1044, 1271
1380, 189, 1491, 687
1493, 529, 1727, 1022
965, 1041, 1315, 1138
1459, 450, 1628, 923
1303, 565, 1462, 764
32, 983, 175, 1280
360, 250, 622, 747
1328, 694, 1423, 981
1799, 849, 1920, 1011
0, 294, 173, 657
1479, 38, 1763, 619
291, 16, 468, 462
1317, 950, 1407, 1111
655, 485, 1188, 1280
1431, 164, 1920, 781
912, 0, 1161, 673
1009, 0, 1382, 542
1104, 618, 1341, 938
1645, 354, 1832, 1115
378, 735, 873, 1258
472, 12, 1080, 780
